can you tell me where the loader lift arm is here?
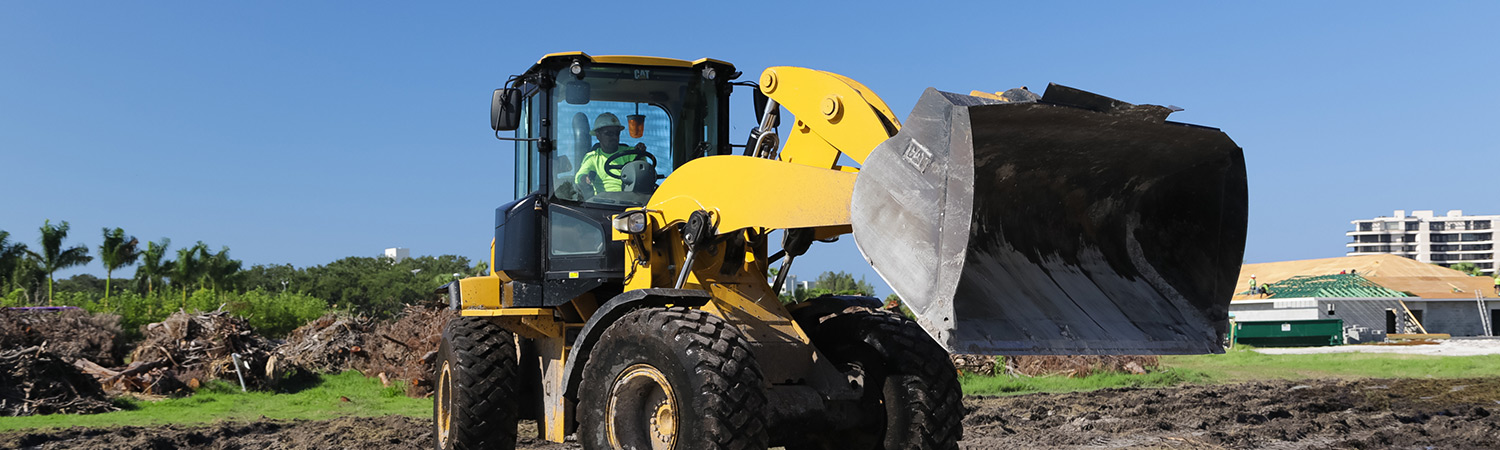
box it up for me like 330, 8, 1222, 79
644, 65, 910, 237
753, 66, 902, 169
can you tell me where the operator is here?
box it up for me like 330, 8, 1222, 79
575, 112, 644, 195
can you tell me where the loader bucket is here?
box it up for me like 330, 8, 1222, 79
851, 85, 1247, 355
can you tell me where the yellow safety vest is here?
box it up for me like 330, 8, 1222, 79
575, 144, 636, 193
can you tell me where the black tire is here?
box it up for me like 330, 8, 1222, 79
578, 307, 768, 450
434, 317, 519, 450
791, 304, 962, 450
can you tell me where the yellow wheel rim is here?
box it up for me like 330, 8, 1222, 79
605, 364, 678, 450
436, 360, 453, 447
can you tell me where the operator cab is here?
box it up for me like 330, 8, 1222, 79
489, 53, 735, 307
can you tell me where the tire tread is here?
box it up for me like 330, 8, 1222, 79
438, 317, 519, 450
804, 306, 963, 450
579, 307, 768, 450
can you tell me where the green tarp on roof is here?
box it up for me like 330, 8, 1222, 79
1240, 273, 1411, 298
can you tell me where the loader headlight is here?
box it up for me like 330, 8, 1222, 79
612, 210, 648, 234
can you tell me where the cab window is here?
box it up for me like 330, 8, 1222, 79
551, 102, 672, 206
512, 92, 540, 199
547, 64, 719, 208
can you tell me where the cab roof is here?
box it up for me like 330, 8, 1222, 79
525, 52, 734, 77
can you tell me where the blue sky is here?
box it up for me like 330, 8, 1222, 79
2, 2, 1497, 296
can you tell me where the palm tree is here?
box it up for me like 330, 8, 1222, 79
9, 255, 46, 304
24, 220, 92, 306
203, 245, 242, 294
1450, 262, 1483, 277
133, 238, 171, 295
169, 241, 209, 309
98, 227, 141, 308
0, 230, 29, 292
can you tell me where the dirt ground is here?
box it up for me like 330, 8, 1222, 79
4, 377, 1497, 449
959, 377, 1500, 449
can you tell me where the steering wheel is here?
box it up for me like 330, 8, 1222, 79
604, 144, 658, 179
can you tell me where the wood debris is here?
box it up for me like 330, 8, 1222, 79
0, 345, 116, 416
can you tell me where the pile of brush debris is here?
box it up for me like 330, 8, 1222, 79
0, 345, 117, 416
950, 354, 1157, 377
271, 306, 456, 397
2, 303, 462, 416
354, 306, 456, 397
269, 313, 375, 378
0, 307, 126, 366
95, 310, 275, 395
0, 307, 124, 416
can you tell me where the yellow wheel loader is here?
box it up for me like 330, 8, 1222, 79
433, 52, 1247, 450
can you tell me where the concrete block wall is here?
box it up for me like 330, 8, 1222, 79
1322, 299, 1401, 334
1417, 301, 1489, 336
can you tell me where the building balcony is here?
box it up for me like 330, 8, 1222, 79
1347, 239, 1419, 246
1429, 256, 1494, 263
1346, 248, 1417, 255
1347, 229, 1409, 235
1443, 248, 1495, 254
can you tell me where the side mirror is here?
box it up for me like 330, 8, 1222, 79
491, 88, 522, 131
564, 80, 591, 105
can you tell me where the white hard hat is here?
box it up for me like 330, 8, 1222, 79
591, 113, 623, 135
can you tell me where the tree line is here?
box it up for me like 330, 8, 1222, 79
1, 221, 243, 308
1, 220, 485, 337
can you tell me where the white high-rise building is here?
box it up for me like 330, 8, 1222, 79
384, 247, 410, 263
1347, 210, 1497, 275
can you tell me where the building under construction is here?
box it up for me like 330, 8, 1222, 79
1231, 254, 1497, 344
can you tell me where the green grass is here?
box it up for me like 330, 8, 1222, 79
961, 368, 1212, 396
1162, 345, 1500, 381
0, 371, 429, 431
959, 346, 1500, 396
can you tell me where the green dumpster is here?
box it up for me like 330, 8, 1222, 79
1233, 319, 1343, 347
